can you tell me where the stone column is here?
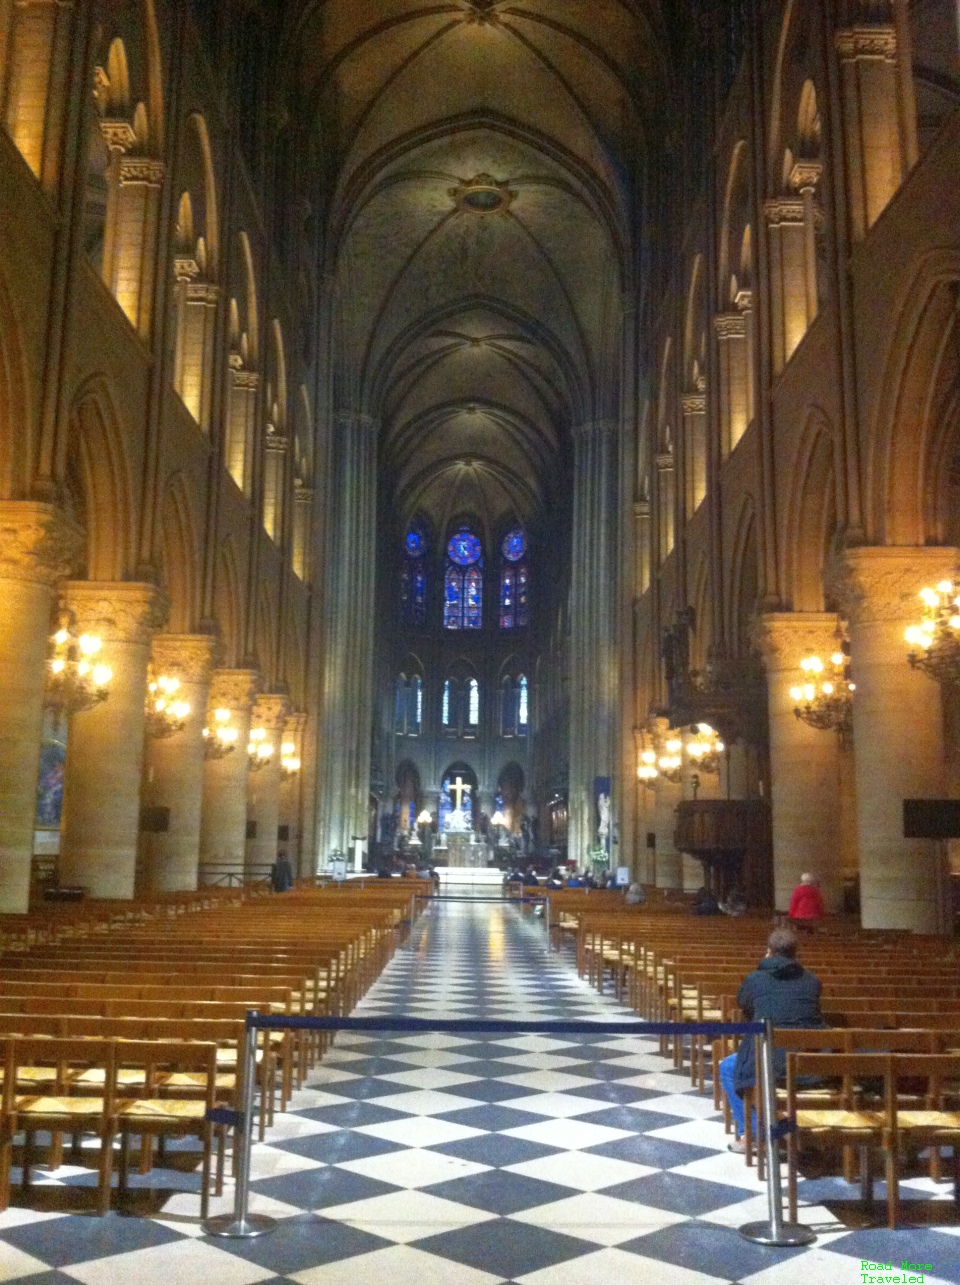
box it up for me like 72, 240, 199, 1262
568, 421, 618, 866
112, 155, 165, 339
2, 0, 74, 185
225, 367, 258, 495
279, 711, 307, 872
831, 547, 957, 932
765, 198, 809, 372
634, 502, 652, 596
0, 503, 82, 913
653, 775, 683, 889
317, 413, 378, 865
199, 669, 259, 881
246, 694, 288, 876
140, 634, 217, 892
756, 613, 844, 912
681, 392, 707, 518
714, 311, 748, 458
173, 272, 219, 433
789, 161, 823, 325
59, 582, 168, 899
655, 450, 675, 560
835, 24, 904, 241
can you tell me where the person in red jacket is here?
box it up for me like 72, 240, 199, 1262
788, 872, 825, 925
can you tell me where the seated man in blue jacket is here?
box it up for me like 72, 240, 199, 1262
719, 926, 825, 1153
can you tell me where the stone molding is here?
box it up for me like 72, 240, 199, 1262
655, 451, 674, 470
99, 118, 136, 152
283, 711, 307, 743
294, 483, 314, 505
151, 634, 220, 685
835, 26, 897, 62
253, 693, 290, 734
62, 581, 169, 644
752, 612, 843, 673
764, 197, 805, 227
734, 288, 754, 314
825, 546, 960, 626
174, 257, 200, 283
0, 502, 83, 586
714, 311, 746, 340
208, 668, 260, 712
265, 432, 288, 453
186, 281, 219, 304
789, 160, 823, 193
231, 367, 258, 389
681, 393, 706, 415
119, 157, 165, 186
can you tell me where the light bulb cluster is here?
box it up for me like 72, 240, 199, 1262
280, 740, 301, 777
790, 649, 854, 735
637, 724, 724, 786
202, 707, 239, 758
685, 723, 725, 775
248, 726, 275, 771
145, 674, 191, 739
45, 624, 112, 717
905, 579, 960, 687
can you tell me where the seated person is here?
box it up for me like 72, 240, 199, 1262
545, 867, 564, 890
625, 880, 646, 905
565, 870, 583, 888
720, 885, 747, 916
691, 885, 720, 915
719, 926, 825, 1153
523, 866, 540, 888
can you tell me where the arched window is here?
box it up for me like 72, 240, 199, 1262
468, 678, 480, 728
401, 525, 428, 625
442, 678, 452, 728
500, 527, 529, 628
442, 671, 479, 736
444, 526, 483, 629
501, 673, 529, 738
394, 674, 422, 736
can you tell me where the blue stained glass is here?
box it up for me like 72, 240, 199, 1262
464, 567, 482, 628
500, 569, 515, 629
517, 565, 529, 627
502, 528, 526, 562
406, 529, 425, 557
448, 530, 482, 566
518, 675, 528, 730
444, 567, 462, 629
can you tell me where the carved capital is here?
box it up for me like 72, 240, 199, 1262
283, 711, 307, 743
835, 26, 897, 61
265, 432, 288, 454
734, 288, 754, 314
0, 502, 83, 586
119, 157, 165, 186
174, 257, 200, 282
253, 693, 290, 734
789, 160, 823, 193
151, 633, 220, 685
764, 197, 806, 227
753, 612, 842, 674
99, 118, 136, 152
186, 281, 219, 304
655, 451, 674, 471
294, 483, 314, 506
714, 311, 746, 340
681, 393, 706, 416
62, 581, 170, 645
231, 368, 258, 390
208, 667, 261, 712
824, 546, 960, 626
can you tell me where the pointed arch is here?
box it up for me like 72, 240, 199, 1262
784, 410, 838, 612
158, 472, 201, 633
67, 378, 135, 581
255, 580, 278, 683
0, 267, 30, 498
728, 495, 759, 655
214, 538, 243, 667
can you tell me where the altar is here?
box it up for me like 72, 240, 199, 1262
435, 865, 505, 893
436, 833, 488, 868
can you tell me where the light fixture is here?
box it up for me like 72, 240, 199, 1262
658, 737, 683, 783
790, 644, 854, 735
45, 618, 112, 719
280, 740, 301, 778
203, 707, 239, 759
685, 723, 725, 775
248, 726, 274, 771
145, 673, 191, 738
905, 578, 960, 687
637, 748, 658, 785
416, 809, 433, 827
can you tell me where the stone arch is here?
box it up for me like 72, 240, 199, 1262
784, 411, 838, 612
869, 250, 960, 545
728, 496, 758, 655
237, 231, 259, 367
255, 581, 277, 683
214, 538, 243, 667
66, 379, 135, 581
718, 140, 749, 300
689, 555, 712, 672
158, 473, 201, 632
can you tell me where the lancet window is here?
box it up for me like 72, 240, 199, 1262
394, 674, 422, 736
501, 673, 529, 738
400, 525, 428, 626
499, 527, 529, 628
444, 527, 483, 629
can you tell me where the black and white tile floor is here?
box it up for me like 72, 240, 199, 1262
1, 899, 959, 1284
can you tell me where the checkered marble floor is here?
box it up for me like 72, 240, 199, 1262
2, 899, 959, 1285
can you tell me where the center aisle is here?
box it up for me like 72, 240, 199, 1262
164, 901, 881, 1284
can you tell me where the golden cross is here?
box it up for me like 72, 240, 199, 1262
451, 776, 471, 810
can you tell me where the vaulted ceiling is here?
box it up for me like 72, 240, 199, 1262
287, 0, 669, 541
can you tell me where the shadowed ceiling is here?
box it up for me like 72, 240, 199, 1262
289, 0, 668, 542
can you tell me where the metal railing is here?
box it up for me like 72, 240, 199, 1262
203, 1012, 814, 1250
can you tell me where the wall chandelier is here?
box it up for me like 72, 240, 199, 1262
202, 707, 239, 759
905, 579, 960, 687
638, 723, 724, 787
685, 723, 724, 775
145, 674, 190, 738
789, 644, 854, 736
45, 619, 112, 720
248, 726, 274, 772
280, 741, 301, 779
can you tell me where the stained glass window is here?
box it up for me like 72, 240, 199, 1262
442, 679, 452, 727
499, 528, 528, 629
444, 526, 483, 629
518, 675, 528, 733
395, 675, 422, 736
468, 678, 480, 727
501, 674, 529, 737
401, 525, 428, 625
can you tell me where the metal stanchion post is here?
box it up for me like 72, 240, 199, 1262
739, 1019, 816, 1247
545, 896, 551, 947
204, 1017, 278, 1238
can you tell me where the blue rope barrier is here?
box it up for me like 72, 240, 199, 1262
243, 1012, 764, 1038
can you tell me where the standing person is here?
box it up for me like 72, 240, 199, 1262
788, 872, 825, 926
271, 849, 294, 893
719, 926, 826, 1152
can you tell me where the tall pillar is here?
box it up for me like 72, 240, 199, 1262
280, 711, 307, 872
59, 582, 168, 899
634, 502, 652, 596
835, 22, 904, 242
1, 0, 74, 187
199, 669, 258, 881
246, 694, 288, 876
141, 635, 216, 892
653, 775, 683, 889
0, 503, 81, 912
831, 547, 957, 932
714, 311, 748, 458
765, 198, 809, 372
173, 272, 219, 433
225, 367, 258, 495
789, 161, 823, 326
317, 413, 378, 865
568, 421, 618, 866
655, 450, 675, 560
681, 392, 707, 517
112, 156, 164, 339
756, 613, 844, 911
